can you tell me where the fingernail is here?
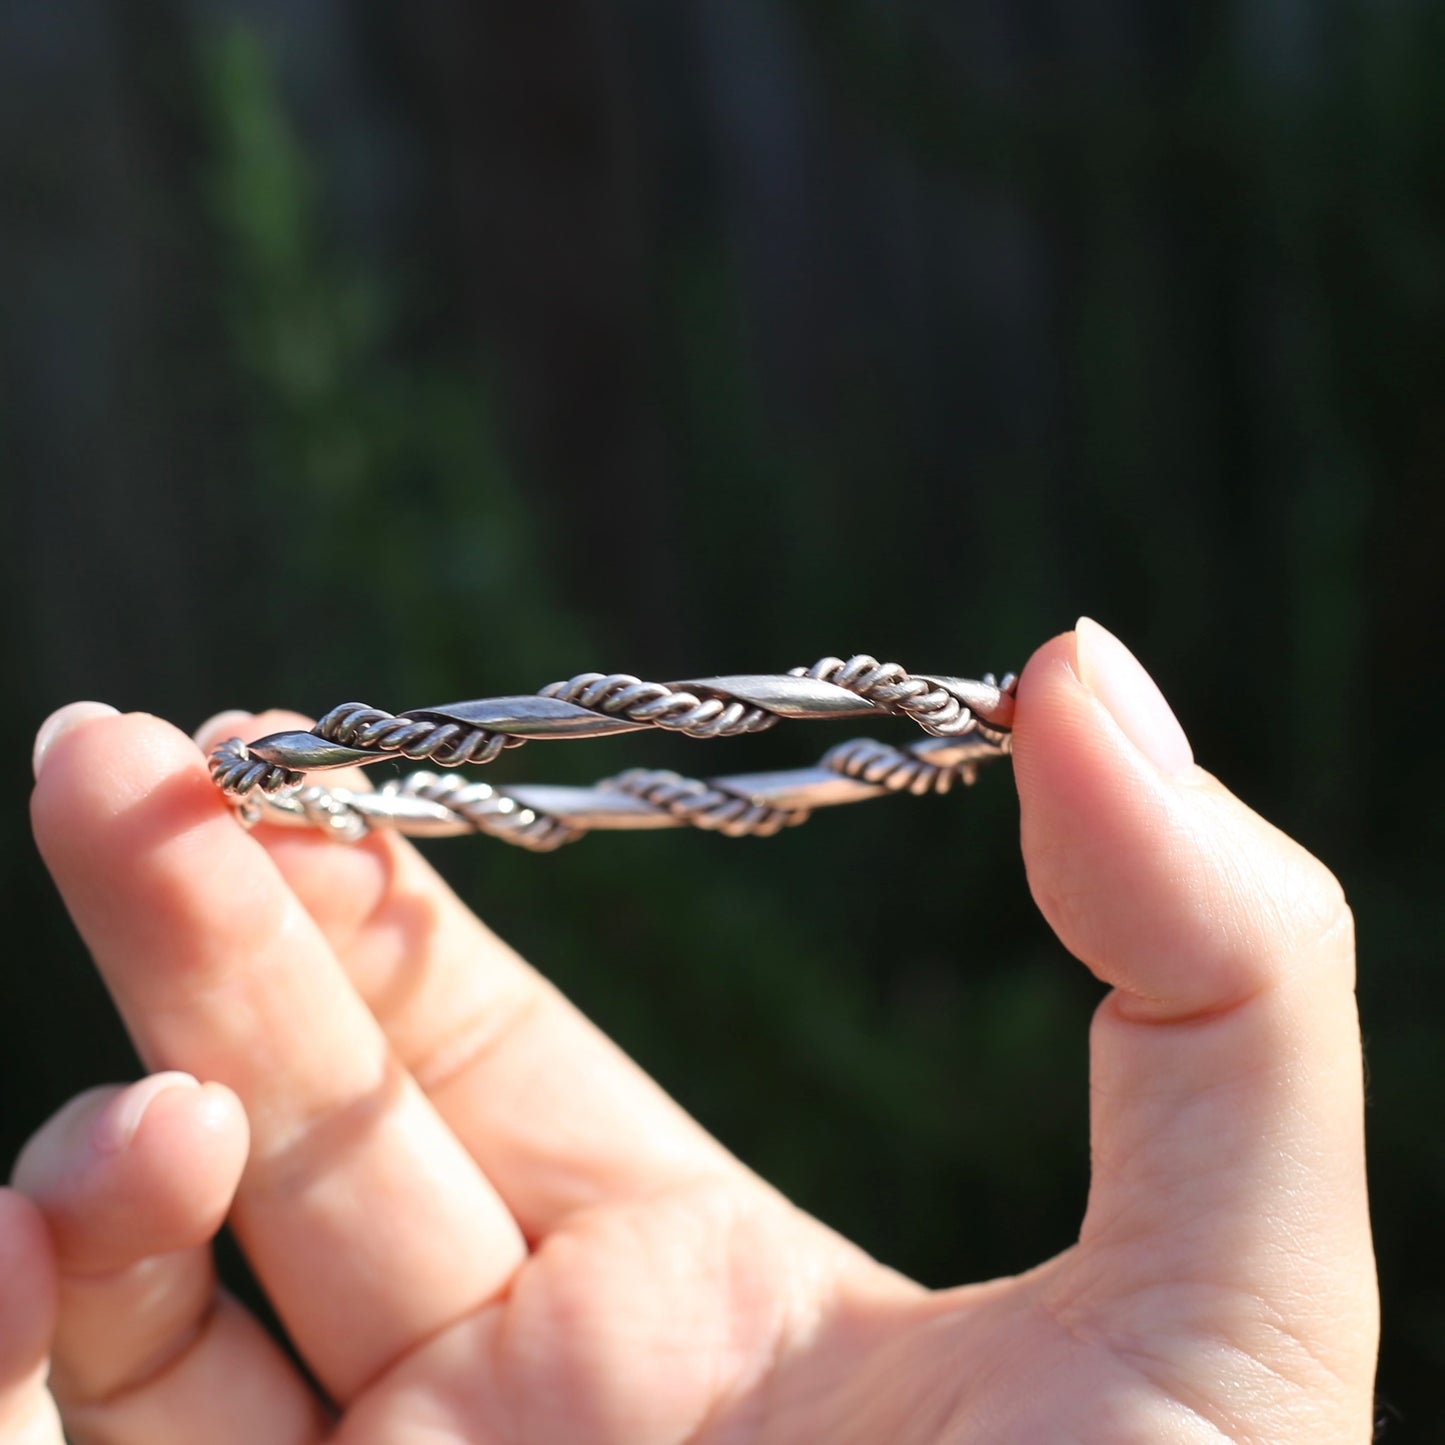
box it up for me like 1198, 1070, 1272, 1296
193, 709, 253, 750
33, 702, 120, 781
91, 1073, 201, 1155
1074, 618, 1194, 778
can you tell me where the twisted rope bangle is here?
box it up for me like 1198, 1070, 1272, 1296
206, 655, 1018, 852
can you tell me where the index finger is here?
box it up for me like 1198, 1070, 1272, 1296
30, 707, 525, 1401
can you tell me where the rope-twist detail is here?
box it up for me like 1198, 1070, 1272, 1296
538, 673, 777, 738
788, 655, 969, 735
600, 769, 808, 838
821, 738, 970, 795
314, 702, 519, 767
384, 772, 582, 852
209, 739, 302, 796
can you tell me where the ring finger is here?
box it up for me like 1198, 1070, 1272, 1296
10, 1075, 325, 1445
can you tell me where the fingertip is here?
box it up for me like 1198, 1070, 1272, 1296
29, 709, 254, 961
33, 702, 120, 782
194, 708, 320, 752
1013, 626, 1203, 1005
1012, 625, 1352, 1016
1074, 617, 1194, 778
1012, 628, 1143, 830
193, 709, 255, 751
1013, 624, 1189, 805
14, 1079, 249, 1275
32, 709, 211, 843
1012, 628, 1080, 759
90, 1072, 201, 1155
118, 1080, 250, 1254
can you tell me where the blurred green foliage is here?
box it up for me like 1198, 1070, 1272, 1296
204, 28, 585, 696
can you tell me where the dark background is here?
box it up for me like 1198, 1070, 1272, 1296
2, 1, 1440, 1436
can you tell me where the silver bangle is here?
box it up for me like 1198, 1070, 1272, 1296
206, 654, 1018, 852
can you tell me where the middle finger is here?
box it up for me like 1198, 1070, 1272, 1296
209, 710, 762, 1242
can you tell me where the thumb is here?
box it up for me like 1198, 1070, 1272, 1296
1013, 621, 1377, 1414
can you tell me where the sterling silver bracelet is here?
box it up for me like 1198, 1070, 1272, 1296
207, 655, 1018, 852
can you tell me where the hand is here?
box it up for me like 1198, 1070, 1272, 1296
3, 622, 1378, 1444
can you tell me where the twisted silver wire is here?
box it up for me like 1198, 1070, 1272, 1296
313, 702, 524, 766
206, 657, 1018, 850
384, 772, 582, 851
821, 737, 968, 795
600, 769, 808, 838
208, 746, 299, 796
789, 656, 971, 735
538, 674, 777, 738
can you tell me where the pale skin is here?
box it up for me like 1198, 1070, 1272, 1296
0, 622, 1378, 1443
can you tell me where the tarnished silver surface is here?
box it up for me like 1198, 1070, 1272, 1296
207, 655, 1018, 851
